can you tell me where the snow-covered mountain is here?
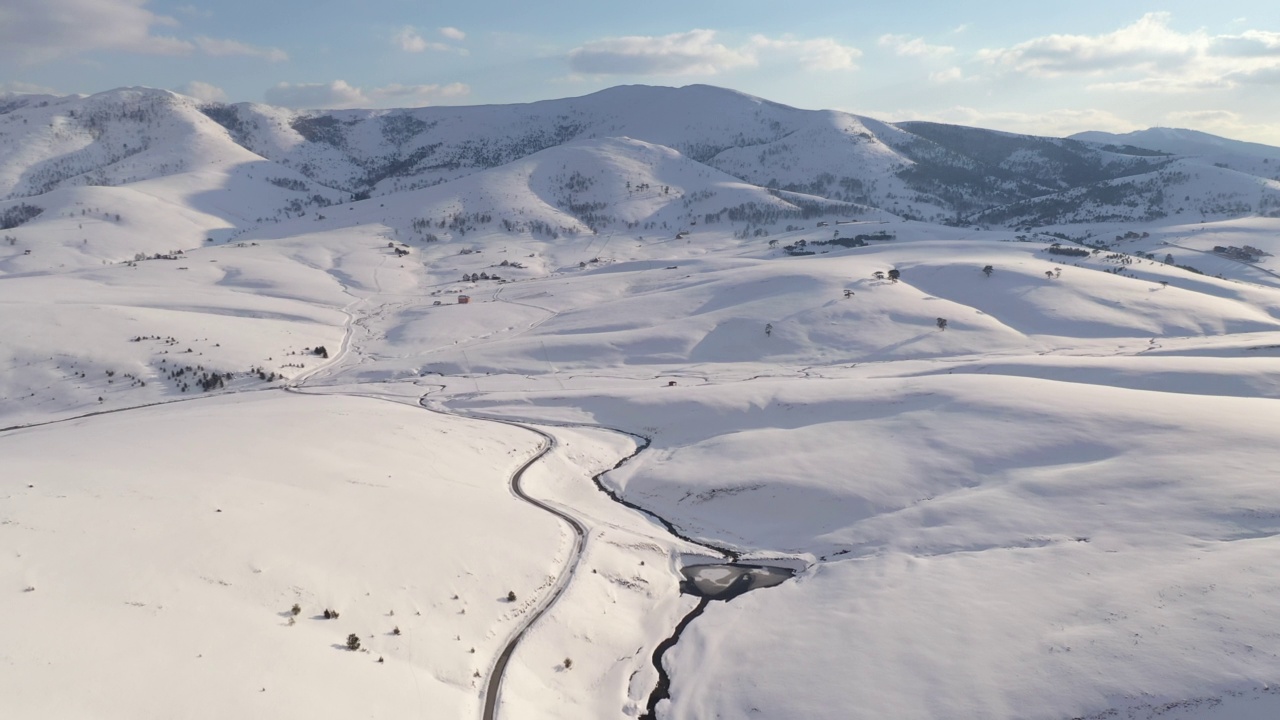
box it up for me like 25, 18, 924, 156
9, 83, 1280, 720
196, 84, 1195, 224
5, 84, 1279, 266
1073, 126, 1280, 163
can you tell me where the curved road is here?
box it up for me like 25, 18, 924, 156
459, 418, 583, 720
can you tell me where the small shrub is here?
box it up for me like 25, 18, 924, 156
291, 603, 301, 616
346, 634, 361, 651
506, 591, 516, 602
563, 657, 572, 669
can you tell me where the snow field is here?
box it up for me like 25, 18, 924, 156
1, 392, 568, 719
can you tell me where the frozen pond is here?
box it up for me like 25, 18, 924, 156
680, 563, 795, 601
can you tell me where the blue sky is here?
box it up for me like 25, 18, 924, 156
2, 0, 1279, 143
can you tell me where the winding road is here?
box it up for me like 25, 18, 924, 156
462, 420, 578, 720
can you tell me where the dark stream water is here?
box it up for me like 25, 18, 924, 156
679, 563, 795, 601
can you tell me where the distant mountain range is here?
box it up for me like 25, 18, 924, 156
2, 84, 1279, 249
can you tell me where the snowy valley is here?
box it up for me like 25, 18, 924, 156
4, 84, 1280, 720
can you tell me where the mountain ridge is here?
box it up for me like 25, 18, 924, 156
2, 84, 1279, 271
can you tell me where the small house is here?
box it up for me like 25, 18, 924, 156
458, 295, 471, 304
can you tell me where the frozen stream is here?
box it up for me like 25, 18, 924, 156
638, 562, 798, 718
680, 563, 795, 601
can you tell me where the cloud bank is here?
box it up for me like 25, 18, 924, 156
568, 29, 860, 76
265, 80, 469, 109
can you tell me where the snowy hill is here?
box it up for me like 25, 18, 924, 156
0, 88, 347, 270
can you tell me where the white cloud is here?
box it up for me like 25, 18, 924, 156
879, 34, 954, 59
265, 80, 469, 109
569, 29, 754, 75
0, 0, 289, 65
0, 81, 60, 95
439, 27, 465, 41
929, 67, 970, 84
1165, 109, 1280, 145
1230, 66, 1280, 85
177, 81, 227, 103
977, 13, 1280, 94
1167, 109, 1243, 125
393, 26, 465, 54
194, 36, 287, 62
568, 29, 859, 76
978, 13, 1200, 77
1087, 76, 1233, 93
394, 27, 428, 53
0, 0, 191, 63
1212, 30, 1280, 58
266, 80, 366, 109
174, 4, 212, 19
749, 35, 861, 71
367, 82, 469, 105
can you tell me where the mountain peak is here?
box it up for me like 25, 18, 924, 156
1071, 126, 1280, 160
